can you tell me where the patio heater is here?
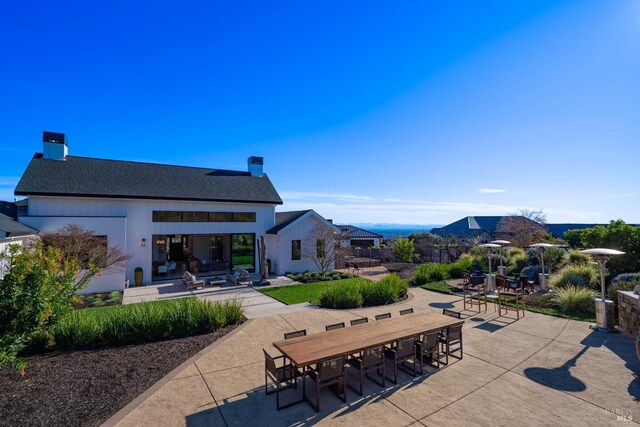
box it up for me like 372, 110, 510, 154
579, 248, 625, 332
478, 243, 501, 292
529, 243, 556, 290
490, 240, 511, 276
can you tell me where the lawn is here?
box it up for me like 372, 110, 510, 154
421, 281, 458, 294
77, 298, 180, 319
258, 277, 373, 305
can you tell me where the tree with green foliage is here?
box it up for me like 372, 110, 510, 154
392, 237, 419, 263
0, 243, 79, 374
563, 220, 640, 277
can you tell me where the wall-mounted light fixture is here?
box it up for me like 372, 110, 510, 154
141, 238, 147, 247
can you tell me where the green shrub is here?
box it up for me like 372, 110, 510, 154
411, 263, 450, 286
565, 251, 591, 266
0, 242, 80, 373
318, 283, 363, 309
448, 256, 472, 279
53, 298, 245, 349
549, 264, 598, 289
361, 281, 397, 306
52, 311, 102, 350
611, 273, 640, 285
608, 280, 640, 316
392, 237, 419, 263
553, 285, 596, 314
507, 248, 528, 273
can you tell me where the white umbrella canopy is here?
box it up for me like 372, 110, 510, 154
479, 243, 501, 275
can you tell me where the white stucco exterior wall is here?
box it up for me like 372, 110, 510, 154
268, 214, 336, 275
21, 196, 277, 292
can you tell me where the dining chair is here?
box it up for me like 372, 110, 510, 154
263, 350, 304, 410
347, 345, 385, 395
325, 322, 345, 331
304, 356, 347, 412
350, 318, 368, 326
385, 336, 418, 384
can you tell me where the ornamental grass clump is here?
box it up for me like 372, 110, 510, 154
549, 264, 598, 290
52, 311, 102, 350
318, 283, 363, 309
552, 286, 597, 315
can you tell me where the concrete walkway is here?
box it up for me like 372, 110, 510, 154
122, 275, 308, 318
108, 288, 640, 426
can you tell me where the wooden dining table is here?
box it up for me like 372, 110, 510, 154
273, 312, 464, 368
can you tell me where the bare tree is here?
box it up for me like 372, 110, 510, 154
39, 224, 129, 291
495, 209, 549, 247
302, 222, 344, 278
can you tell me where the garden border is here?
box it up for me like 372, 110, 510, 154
100, 318, 253, 427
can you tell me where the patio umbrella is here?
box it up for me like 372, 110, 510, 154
259, 235, 268, 282
478, 243, 501, 276
529, 243, 557, 288
490, 240, 511, 269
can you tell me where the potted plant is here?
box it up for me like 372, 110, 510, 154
134, 267, 143, 286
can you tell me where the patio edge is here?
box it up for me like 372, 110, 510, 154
100, 318, 254, 427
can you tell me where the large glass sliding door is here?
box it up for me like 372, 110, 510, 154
231, 233, 255, 272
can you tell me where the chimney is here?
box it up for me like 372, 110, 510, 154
248, 156, 263, 177
42, 131, 67, 160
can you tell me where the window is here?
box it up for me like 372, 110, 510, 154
182, 211, 208, 222
153, 211, 182, 222
232, 212, 256, 222
316, 239, 326, 259
291, 240, 301, 260
209, 212, 232, 222
153, 210, 257, 223
232, 233, 255, 272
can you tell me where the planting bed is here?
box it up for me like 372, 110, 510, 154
0, 325, 237, 427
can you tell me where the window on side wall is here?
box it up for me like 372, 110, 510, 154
291, 240, 301, 260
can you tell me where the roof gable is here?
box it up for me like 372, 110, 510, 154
335, 224, 383, 239
15, 154, 283, 205
267, 210, 338, 235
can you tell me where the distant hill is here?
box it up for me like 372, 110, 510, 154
351, 223, 441, 238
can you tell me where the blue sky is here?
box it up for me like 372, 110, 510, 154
1, 0, 639, 224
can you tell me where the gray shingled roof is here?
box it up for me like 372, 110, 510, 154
335, 224, 383, 239
267, 210, 312, 234
15, 154, 283, 205
431, 216, 506, 237
0, 202, 37, 237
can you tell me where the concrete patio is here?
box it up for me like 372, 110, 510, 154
106, 288, 640, 427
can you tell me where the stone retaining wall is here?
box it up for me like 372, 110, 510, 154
618, 291, 640, 337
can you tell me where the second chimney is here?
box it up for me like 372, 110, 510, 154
248, 156, 263, 177
42, 131, 67, 160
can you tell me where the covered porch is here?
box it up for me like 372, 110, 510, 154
151, 233, 256, 281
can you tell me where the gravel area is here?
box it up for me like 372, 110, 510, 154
0, 325, 238, 427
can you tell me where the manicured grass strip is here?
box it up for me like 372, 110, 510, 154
79, 299, 179, 319
421, 281, 458, 294
258, 277, 373, 305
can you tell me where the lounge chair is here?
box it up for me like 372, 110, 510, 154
226, 268, 250, 285
182, 271, 205, 290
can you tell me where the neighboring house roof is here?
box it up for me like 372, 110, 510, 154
267, 210, 338, 235
0, 201, 37, 237
431, 216, 506, 238
334, 224, 383, 239
15, 154, 283, 205
546, 223, 608, 238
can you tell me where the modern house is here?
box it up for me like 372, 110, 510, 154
13, 132, 337, 293
333, 224, 383, 248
